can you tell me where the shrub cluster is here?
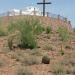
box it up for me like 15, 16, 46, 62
7, 18, 44, 49
16, 66, 33, 75
57, 27, 70, 42
51, 63, 65, 75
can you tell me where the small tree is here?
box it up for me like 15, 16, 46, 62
57, 27, 70, 55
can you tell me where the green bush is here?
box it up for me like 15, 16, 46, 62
8, 18, 44, 49
31, 19, 44, 35
8, 37, 13, 50
46, 26, 52, 34
20, 32, 37, 49
57, 27, 70, 54
57, 27, 70, 41
19, 20, 37, 49
0, 28, 6, 36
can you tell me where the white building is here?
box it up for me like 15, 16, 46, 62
8, 9, 20, 16
8, 6, 42, 16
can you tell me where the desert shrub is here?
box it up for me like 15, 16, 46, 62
30, 49, 42, 56
57, 27, 70, 42
21, 56, 40, 66
7, 21, 17, 34
57, 27, 70, 54
8, 50, 26, 62
16, 66, 33, 75
62, 53, 75, 66
7, 33, 18, 50
9, 51, 40, 65
45, 45, 54, 51
51, 63, 65, 75
0, 27, 6, 36
65, 45, 71, 49
0, 59, 5, 68
31, 19, 44, 35
0, 17, 7, 36
42, 55, 50, 64
8, 51, 19, 61
46, 26, 52, 34
7, 18, 44, 49
62, 57, 75, 66
20, 32, 37, 49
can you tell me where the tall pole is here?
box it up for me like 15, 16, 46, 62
43, 0, 45, 16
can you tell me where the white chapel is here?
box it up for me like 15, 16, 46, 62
8, 6, 42, 16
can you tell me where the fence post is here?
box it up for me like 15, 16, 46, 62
41, 12, 43, 16
58, 15, 60, 20
68, 21, 71, 25
47, 12, 49, 17
20, 10, 22, 15
64, 18, 67, 22
7, 11, 10, 16
33, 8, 36, 15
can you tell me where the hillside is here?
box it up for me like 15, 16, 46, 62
0, 16, 75, 75
1, 15, 72, 31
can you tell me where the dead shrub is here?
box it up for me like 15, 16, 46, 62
42, 55, 50, 64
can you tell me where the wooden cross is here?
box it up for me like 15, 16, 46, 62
37, 0, 51, 16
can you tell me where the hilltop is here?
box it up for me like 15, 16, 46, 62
0, 15, 75, 75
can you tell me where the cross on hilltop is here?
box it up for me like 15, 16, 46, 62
37, 0, 52, 16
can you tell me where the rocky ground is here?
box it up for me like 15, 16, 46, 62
0, 32, 75, 75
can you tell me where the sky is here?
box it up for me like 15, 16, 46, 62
0, 0, 75, 28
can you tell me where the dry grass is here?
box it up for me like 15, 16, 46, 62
0, 59, 6, 68
0, 16, 74, 75
15, 66, 33, 75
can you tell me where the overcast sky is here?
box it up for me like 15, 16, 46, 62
0, 0, 75, 27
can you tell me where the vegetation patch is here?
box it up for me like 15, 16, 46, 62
21, 56, 40, 66
7, 18, 44, 49
16, 66, 33, 75
51, 62, 65, 75
46, 26, 52, 34
42, 55, 50, 64
0, 59, 6, 68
